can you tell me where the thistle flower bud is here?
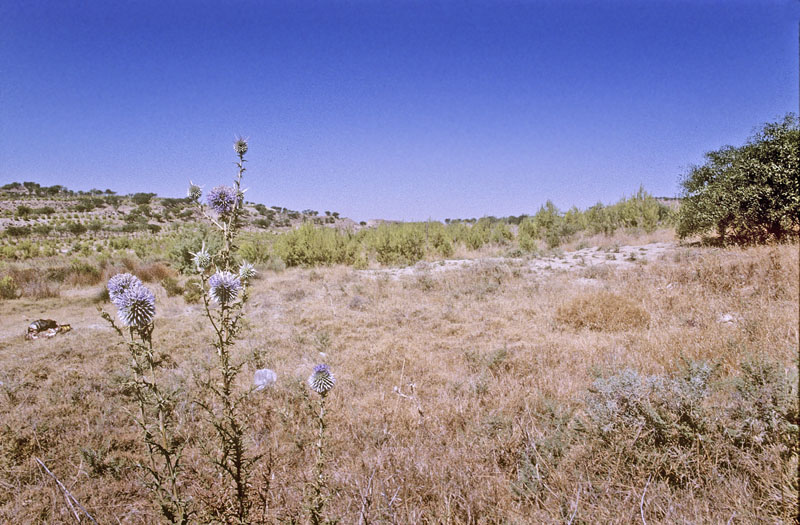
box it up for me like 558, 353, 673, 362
239, 261, 257, 284
234, 137, 248, 156
107, 273, 143, 307
206, 185, 240, 215
117, 283, 156, 328
190, 242, 212, 271
309, 364, 335, 396
187, 181, 203, 202
208, 271, 241, 305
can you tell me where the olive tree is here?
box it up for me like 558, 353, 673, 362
677, 114, 799, 244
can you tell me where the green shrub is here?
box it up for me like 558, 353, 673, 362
161, 276, 184, 297
368, 223, 425, 266
489, 222, 514, 245
238, 237, 271, 264
464, 221, 491, 250
168, 225, 222, 274
274, 222, 359, 266
677, 114, 799, 243
429, 226, 454, 257
0, 275, 19, 299
4, 225, 31, 237
66, 221, 87, 236
183, 277, 202, 303
33, 223, 53, 235
68, 259, 102, 286
131, 192, 156, 205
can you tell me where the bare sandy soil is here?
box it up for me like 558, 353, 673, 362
362, 241, 675, 279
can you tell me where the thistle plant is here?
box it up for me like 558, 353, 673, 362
101, 274, 190, 524
307, 364, 335, 525
190, 137, 260, 523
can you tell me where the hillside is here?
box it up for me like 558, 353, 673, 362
0, 181, 356, 239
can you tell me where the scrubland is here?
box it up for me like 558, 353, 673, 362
0, 235, 797, 523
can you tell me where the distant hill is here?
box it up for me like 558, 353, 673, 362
0, 181, 357, 239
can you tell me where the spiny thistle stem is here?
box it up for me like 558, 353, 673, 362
310, 397, 327, 525
307, 364, 335, 524
191, 138, 256, 524
102, 297, 190, 524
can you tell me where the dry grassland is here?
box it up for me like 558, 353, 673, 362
0, 242, 797, 523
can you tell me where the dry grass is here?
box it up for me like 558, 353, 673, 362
0, 242, 797, 523
555, 290, 650, 331
132, 261, 174, 283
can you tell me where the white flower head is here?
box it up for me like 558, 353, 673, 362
239, 261, 257, 283
117, 283, 156, 328
254, 368, 277, 390
107, 273, 143, 307
208, 271, 241, 305
187, 181, 203, 201
190, 242, 212, 271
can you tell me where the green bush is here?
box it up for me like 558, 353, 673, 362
274, 222, 359, 266
66, 221, 87, 236
368, 223, 425, 265
131, 192, 156, 205
429, 225, 454, 257
0, 275, 19, 299
33, 223, 53, 235
168, 225, 222, 274
464, 220, 491, 250
489, 222, 514, 245
677, 114, 799, 244
161, 276, 184, 297
4, 225, 31, 237
183, 278, 202, 303
238, 237, 271, 264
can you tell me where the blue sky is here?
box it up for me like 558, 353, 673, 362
1, 1, 797, 221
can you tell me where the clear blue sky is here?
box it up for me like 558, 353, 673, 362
1, 1, 797, 221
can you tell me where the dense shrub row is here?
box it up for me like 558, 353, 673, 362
230, 188, 674, 268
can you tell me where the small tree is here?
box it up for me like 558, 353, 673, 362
677, 114, 799, 244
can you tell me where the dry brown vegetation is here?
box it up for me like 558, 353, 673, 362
0, 241, 797, 523
555, 290, 650, 331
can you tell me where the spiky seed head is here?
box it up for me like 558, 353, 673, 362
190, 242, 212, 271
208, 271, 241, 305
239, 261, 257, 283
107, 273, 143, 307
234, 137, 248, 156
117, 284, 156, 328
309, 364, 335, 396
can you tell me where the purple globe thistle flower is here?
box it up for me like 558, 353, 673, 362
308, 364, 335, 396
117, 284, 156, 328
206, 185, 239, 215
107, 273, 143, 307
234, 137, 248, 156
208, 271, 241, 305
